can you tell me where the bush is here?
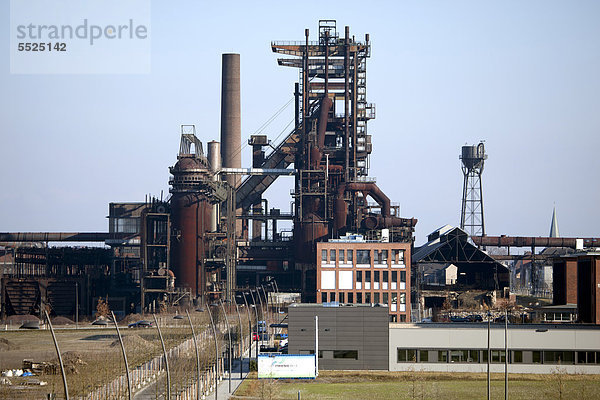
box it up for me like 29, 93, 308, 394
249, 359, 258, 371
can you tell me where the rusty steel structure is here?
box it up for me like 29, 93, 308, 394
472, 236, 600, 249
1, 21, 419, 315
259, 21, 417, 300
460, 142, 487, 237
168, 126, 236, 303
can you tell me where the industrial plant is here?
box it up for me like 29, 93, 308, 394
1, 20, 599, 328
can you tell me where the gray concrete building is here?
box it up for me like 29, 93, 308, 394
288, 303, 389, 370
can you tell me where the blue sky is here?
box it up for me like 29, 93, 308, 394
1, 1, 599, 244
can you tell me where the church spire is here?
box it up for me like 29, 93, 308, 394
549, 206, 559, 238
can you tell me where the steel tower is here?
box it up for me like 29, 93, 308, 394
460, 142, 487, 237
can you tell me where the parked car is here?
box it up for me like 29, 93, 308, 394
128, 320, 153, 328
450, 315, 470, 322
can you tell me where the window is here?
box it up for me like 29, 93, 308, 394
483, 350, 506, 363
330, 249, 336, 262
339, 292, 345, 303
419, 350, 429, 362
347, 250, 353, 263
365, 270, 371, 283
334, 350, 358, 360
448, 350, 480, 363
383, 292, 389, 305
578, 351, 599, 364
329, 292, 336, 302
321, 249, 327, 262
382, 250, 388, 262
374, 292, 380, 303
513, 351, 523, 363
383, 271, 389, 283
397, 349, 416, 362
392, 249, 404, 264
400, 270, 406, 289
374, 271, 380, 283
450, 350, 468, 363
356, 271, 362, 282
437, 350, 448, 363
400, 293, 406, 304
365, 292, 371, 303
348, 292, 354, 304
357, 293, 363, 304
357, 250, 371, 264
532, 351, 542, 364
321, 292, 327, 303
112, 217, 140, 234
544, 351, 574, 364
392, 271, 397, 283
400, 315, 406, 322
339, 249, 345, 263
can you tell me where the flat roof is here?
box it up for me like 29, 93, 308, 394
390, 322, 600, 331
289, 302, 387, 309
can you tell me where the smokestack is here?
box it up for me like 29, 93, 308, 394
220, 53, 241, 188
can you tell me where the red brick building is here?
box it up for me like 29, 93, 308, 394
553, 251, 600, 324
316, 237, 411, 322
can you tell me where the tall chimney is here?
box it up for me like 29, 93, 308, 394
220, 53, 241, 188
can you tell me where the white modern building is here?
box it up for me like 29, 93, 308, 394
390, 323, 600, 374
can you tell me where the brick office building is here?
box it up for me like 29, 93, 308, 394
553, 251, 600, 324
316, 236, 411, 322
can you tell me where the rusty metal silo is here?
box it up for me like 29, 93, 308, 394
169, 130, 212, 297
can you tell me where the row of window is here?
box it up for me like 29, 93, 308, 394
356, 270, 406, 284
110, 217, 140, 234
300, 350, 359, 360
321, 291, 406, 305
320, 270, 407, 291
322, 249, 405, 265
397, 348, 600, 365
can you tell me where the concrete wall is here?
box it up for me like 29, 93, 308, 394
289, 304, 388, 370
389, 323, 600, 374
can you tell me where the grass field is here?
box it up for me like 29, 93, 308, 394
235, 371, 600, 400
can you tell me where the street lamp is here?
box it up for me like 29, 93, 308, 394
487, 310, 492, 400
215, 299, 233, 394
259, 285, 270, 343
239, 293, 253, 364
256, 287, 266, 347
227, 298, 244, 380
505, 308, 508, 400
271, 279, 280, 316
202, 304, 219, 400
251, 289, 264, 349
185, 310, 201, 400
247, 291, 260, 362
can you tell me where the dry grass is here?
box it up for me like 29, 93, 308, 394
0, 312, 219, 399
234, 370, 600, 400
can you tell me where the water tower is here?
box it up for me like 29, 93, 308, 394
460, 142, 487, 236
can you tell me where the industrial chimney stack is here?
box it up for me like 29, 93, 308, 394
220, 53, 241, 188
